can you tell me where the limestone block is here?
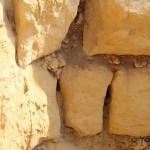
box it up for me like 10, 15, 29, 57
13, 0, 79, 67
0, 62, 61, 150
109, 68, 150, 136
60, 65, 113, 136
83, 0, 150, 55
0, 4, 60, 149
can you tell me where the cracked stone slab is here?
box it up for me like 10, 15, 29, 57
109, 68, 150, 136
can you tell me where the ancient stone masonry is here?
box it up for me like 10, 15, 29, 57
0, 2, 60, 149
1, 0, 150, 149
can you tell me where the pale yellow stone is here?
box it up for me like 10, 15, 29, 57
13, 0, 79, 67
109, 68, 150, 136
1, 62, 61, 150
83, 0, 150, 55
0, 4, 60, 149
0, 2, 23, 99
60, 65, 113, 136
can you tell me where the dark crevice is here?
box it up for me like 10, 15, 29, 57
104, 85, 111, 105
103, 84, 111, 131
56, 80, 60, 92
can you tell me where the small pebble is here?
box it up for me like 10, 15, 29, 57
48, 58, 59, 70
62, 37, 69, 44
59, 58, 66, 67
62, 43, 68, 49
51, 53, 56, 58
72, 43, 76, 48
71, 35, 77, 41
76, 13, 83, 25
108, 57, 120, 65
134, 60, 147, 68
55, 68, 63, 79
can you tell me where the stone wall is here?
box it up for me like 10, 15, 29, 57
1, 0, 150, 149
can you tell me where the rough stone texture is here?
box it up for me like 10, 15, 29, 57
1, 0, 13, 19
0, 2, 22, 98
60, 65, 113, 136
1, 63, 60, 150
0, 4, 60, 149
83, 0, 150, 55
109, 68, 150, 136
13, 0, 79, 67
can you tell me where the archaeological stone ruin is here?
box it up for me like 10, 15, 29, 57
0, 0, 150, 149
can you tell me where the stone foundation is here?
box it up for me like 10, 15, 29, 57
1, 0, 150, 149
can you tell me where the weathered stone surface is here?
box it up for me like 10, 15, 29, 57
109, 68, 150, 136
1, 62, 61, 150
0, 2, 22, 98
60, 65, 113, 136
13, 0, 79, 67
0, 4, 60, 149
83, 0, 150, 55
